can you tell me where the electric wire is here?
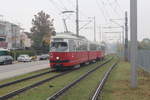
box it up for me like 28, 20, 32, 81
48, 0, 63, 12
57, 0, 68, 10
114, 0, 124, 14
107, 0, 120, 17
95, 0, 108, 22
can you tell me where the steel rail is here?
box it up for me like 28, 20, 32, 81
0, 70, 52, 88
0, 70, 72, 100
46, 58, 113, 100
91, 61, 119, 100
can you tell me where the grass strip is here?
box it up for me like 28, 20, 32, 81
58, 58, 117, 100
0, 72, 58, 96
101, 61, 150, 100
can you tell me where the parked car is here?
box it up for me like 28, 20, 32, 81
39, 54, 49, 60
0, 49, 13, 65
17, 55, 32, 62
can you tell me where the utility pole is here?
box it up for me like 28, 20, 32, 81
94, 16, 96, 41
130, 0, 138, 88
125, 11, 128, 61
76, 0, 79, 36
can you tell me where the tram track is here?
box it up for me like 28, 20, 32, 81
46, 58, 113, 100
0, 71, 72, 100
91, 61, 119, 100
0, 57, 112, 100
0, 70, 52, 88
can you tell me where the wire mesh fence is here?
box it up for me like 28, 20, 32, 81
137, 49, 150, 72
117, 48, 150, 72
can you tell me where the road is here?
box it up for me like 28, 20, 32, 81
0, 60, 49, 81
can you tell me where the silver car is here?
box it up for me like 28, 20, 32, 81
17, 55, 32, 62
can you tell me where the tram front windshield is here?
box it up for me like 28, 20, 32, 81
50, 42, 68, 52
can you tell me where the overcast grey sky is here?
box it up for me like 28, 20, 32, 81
0, 0, 149, 41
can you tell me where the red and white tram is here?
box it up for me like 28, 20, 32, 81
49, 32, 105, 70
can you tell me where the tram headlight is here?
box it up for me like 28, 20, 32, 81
56, 57, 60, 60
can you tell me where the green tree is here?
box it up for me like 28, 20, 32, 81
139, 38, 150, 49
31, 11, 54, 53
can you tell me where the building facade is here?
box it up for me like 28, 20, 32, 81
0, 20, 21, 49
20, 32, 32, 48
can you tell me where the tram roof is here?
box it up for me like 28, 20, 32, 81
52, 32, 87, 40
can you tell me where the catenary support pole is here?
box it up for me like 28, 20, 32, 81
130, 0, 138, 88
125, 11, 128, 61
76, 0, 79, 36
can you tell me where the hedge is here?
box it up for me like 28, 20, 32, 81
10, 50, 36, 60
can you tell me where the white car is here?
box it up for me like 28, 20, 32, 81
17, 55, 32, 62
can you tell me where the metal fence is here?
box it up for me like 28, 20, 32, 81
137, 49, 150, 72
117, 48, 150, 72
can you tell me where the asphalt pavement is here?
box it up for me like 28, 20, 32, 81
0, 60, 49, 81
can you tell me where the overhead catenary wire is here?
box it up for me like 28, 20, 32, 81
48, 0, 124, 35
48, 0, 63, 12
95, 0, 108, 22
79, 20, 92, 31
106, 0, 121, 17
57, 0, 68, 10
114, 0, 124, 14
65, 0, 89, 19
100, 0, 111, 19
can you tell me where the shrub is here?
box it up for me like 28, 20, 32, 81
10, 50, 36, 60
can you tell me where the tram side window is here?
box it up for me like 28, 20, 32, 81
76, 40, 80, 51
101, 46, 105, 51
90, 44, 97, 51
69, 40, 76, 52
98, 46, 102, 50
76, 41, 83, 51
78, 41, 83, 51
81, 42, 88, 51
76, 41, 88, 51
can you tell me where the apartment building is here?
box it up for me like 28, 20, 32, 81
0, 20, 21, 49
